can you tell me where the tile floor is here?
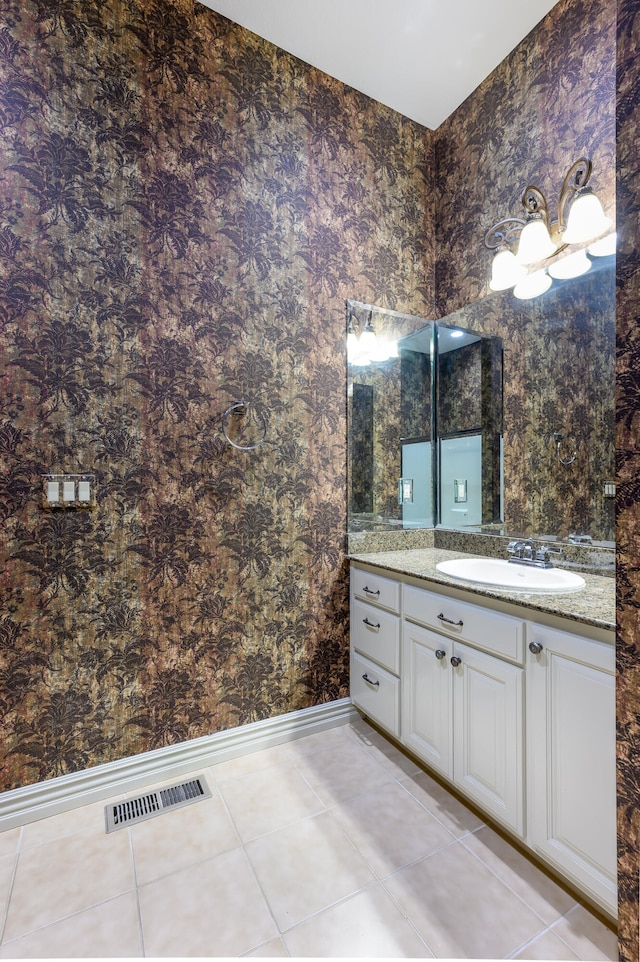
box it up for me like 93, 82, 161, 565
0, 717, 618, 959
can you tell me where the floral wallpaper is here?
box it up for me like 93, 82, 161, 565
615, 0, 640, 956
0, 0, 433, 790
1, 0, 635, 950
434, 0, 616, 319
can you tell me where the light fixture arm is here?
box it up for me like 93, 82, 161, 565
555, 156, 592, 234
521, 185, 550, 226
484, 217, 526, 251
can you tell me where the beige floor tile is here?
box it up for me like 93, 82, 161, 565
4, 827, 135, 942
246, 811, 374, 931
400, 769, 485, 836
21, 798, 119, 850
384, 840, 546, 959
513, 928, 581, 960
242, 936, 289, 957
0, 892, 142, 958
291, 737, 394, 806
462, 825, 577, 924
131, 793, 240, 885
346, 719, 423, 778
0, 854, 16, 926
138, 847, 277, 957
550, 904, 618, 961
285, 724, 355, 759
283, 883, 434, 958
0, 830, 21, 860
208, 743, 293, 782
331, 780, 455, 877
219, 762, 323, 841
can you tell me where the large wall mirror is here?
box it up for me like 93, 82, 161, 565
347, 301, 504, 532
347, 255, 615, 542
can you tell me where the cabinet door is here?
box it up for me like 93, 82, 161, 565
452, 641, 524, 836
401, 622, 453, 779
527, 625, 616, 915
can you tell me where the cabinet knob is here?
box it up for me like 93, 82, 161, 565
435, 649, 446, 660
450, 656, 462, 667
362, 673, 380, 687
363, 586, 380, 597
529, 641, 544, 655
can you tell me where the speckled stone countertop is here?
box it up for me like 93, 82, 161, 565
349, 547, 615, 633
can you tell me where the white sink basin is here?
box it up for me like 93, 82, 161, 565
436, 558, 585, 593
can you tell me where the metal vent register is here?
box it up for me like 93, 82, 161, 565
105, 776, 211, 833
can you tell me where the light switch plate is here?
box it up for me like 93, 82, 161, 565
42, 474, 96, 510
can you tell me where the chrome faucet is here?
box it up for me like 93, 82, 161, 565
507, 539, 562, 569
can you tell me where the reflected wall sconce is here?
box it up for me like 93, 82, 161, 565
485, 157, 613, 299
347, 306, 398, 365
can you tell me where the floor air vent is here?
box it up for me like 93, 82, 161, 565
105, 776, 212, 833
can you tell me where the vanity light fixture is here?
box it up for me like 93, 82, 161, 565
347, 306, 397, 365
485, 157, 612, 299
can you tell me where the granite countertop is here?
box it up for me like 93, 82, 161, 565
349, 547, 615, 632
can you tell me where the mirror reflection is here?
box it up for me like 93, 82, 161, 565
347, 256, 615, 543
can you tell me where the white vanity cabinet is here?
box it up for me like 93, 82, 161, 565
349, 567, 401, 737
349, 561, 617, 918
401, 586, 525, 837
526, 622, 617, 915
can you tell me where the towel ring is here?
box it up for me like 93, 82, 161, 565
553, 431, 577, 465
222, 401, 267, 451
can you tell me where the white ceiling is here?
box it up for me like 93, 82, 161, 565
198, 0, 561, 129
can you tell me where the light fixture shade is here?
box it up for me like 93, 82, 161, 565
548, 249, 592, 280
489, 249, 527, 290
513, 269, 552, 300
562, 190, 611, 245
516, 219, 558, 265
347, 329, 359, 362
358, 326, 376, 362
588, 231, 616, 257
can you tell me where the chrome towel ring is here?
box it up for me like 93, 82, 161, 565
222, 401, 267, 451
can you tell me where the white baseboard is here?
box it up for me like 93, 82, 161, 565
0, 698, 358, 832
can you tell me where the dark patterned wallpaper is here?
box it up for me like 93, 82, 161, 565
0, 0, 433, 789
434, 0, 616, 319
615, 1, 640, 956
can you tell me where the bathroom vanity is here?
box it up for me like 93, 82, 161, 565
349, 550, 616, 918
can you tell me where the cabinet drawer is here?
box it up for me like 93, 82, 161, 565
351, 599, 400, 674
351, 567, 400, 613
351, 650, 400, 737
403, 584, 524, 664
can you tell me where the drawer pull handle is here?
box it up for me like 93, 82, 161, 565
363, 586, 380, 597
363, 618, 381, 629
450, 656, 462, 668
438, 612, 464, 628
362, 673, 380, 687
435, 649, 446, 660
529, 641, 544, 654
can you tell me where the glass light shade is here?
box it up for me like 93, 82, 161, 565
358, 326, 376, 362
346, 329, 359, 362
588, 231, 616, 257
513, 269, 552, 300
371, 338, 392, 362
562, 191, 611, 245
489, 249, 527, 290
515, 219, 558, 265
548, 249, 591, 280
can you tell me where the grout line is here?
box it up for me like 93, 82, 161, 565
127, 825, 146, 957
0, 826, 22, 947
